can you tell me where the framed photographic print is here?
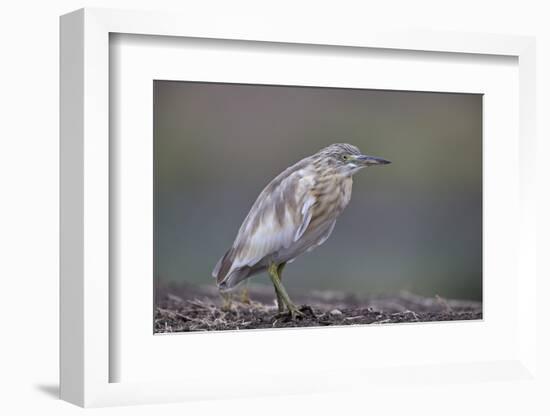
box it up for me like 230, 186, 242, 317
152, 80, 483, 331
60, 8, 538, 407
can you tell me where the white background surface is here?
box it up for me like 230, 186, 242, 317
112, 34, 519, 384
1, 0, 548, 415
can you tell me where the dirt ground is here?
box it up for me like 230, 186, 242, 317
155, 283, 482, 332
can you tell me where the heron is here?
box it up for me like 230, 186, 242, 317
212, 143, 390, 318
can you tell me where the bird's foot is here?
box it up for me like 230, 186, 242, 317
288, 305, 305, 320
274, 305, 315, 322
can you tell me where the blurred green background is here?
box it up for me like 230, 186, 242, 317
154, 81, 482, 301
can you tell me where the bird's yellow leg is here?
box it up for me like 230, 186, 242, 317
240, 281, 251, 304
220, 291, 233, 311
268, 262, 303, 319
275, 263, 287, 313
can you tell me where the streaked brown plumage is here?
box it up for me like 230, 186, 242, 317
212, 143, 390, 318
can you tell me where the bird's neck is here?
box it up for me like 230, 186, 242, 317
330, 174, 353, 212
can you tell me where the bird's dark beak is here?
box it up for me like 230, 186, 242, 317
355, 155, 391, 166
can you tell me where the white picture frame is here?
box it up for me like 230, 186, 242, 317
60, 8, 538, 407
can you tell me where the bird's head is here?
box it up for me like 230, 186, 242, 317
317, 143, 391, 176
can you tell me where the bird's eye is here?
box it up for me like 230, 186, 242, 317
342, 155, 348, 161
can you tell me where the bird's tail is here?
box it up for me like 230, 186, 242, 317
212, 247, 235, 282
212, 248, 250, 291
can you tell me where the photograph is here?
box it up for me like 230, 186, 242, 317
153, 80, 483, 332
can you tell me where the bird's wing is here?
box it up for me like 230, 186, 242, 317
229, 167, 317, 271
